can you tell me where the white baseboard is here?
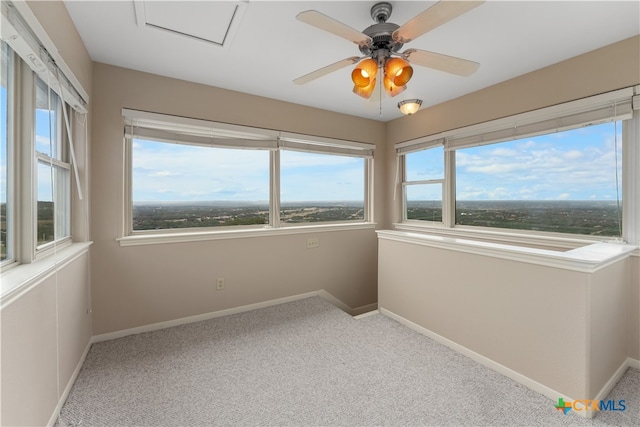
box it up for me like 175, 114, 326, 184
593, 357, 637, 402
93, 290, 375, 343
93, 291, 321, 342
379, 308, 574, 405
380, 307, 640, 420
317, 290, 377, 316
353, 309, 380, 319
47, 339, 92, 427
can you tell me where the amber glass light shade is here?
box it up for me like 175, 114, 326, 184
351, 58, 378, 88
353, 77, 376, 99
383, 75, 406, 97
385, 57, 413, 86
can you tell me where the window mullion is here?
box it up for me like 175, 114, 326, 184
622, 110, 640, 245
364, 158, 374, 223
123, 136, 133, 236
444, 149, 455, 228
18, 60, 36, 262
270, 149, 281, 229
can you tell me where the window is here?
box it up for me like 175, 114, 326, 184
131, 139, 270, 230
0, 37, 85, 268
397, 87, 638, 242
35, 77, 71, 246
124, 110, 374, 236
1, 42, 12, 261
403, 146, 444, 223
280, 150, 365, 223
455, 122, 622, 236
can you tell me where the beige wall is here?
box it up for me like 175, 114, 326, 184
589, 261, 632, 398
378, 238, 590, 398
90, 63, 384, 335
1, 252, 91, 426
378, 237, 634, 401
631, 256, 640, 360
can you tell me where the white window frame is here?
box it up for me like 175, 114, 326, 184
401, 143, 445, 226
278, 132, 374, 227
121, 110, 376, 244
0, 44, 79, 269
395, 87, 640, 249
1, 41, 15, 266
34, 76, 72, 252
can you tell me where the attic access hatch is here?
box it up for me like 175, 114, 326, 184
133, 0, 247, 47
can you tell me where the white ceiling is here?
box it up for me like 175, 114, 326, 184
63, 1, 640, 122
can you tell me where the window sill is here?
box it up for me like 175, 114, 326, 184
380, 229, 636, 273
394, 222, 615, 252
1, 241, 93, 308
117, 222, 377, 247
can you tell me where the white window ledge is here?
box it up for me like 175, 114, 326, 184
378, 230, 637, 273
1, 241, 93, 308
117, 223, 377, 247
394, 222, 617, 251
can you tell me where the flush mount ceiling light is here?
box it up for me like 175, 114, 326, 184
294, 1, 483, 101
398, 99, 422, 115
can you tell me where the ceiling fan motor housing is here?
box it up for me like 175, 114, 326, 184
360, 2, 404, 60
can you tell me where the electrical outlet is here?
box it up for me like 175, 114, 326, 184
306, 237, 320, 249
216, 277, 225, 290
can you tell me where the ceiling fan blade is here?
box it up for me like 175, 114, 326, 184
294, 57, 361, 85
393, 1, 485, 43
404, 49, 479, 76
297, 10, 372, 47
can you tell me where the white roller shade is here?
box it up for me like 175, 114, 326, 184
396, 137, 445, 155
444, 88, 634, 151
278, 132, 374, 159
393, 87, 635, 155
123, 109, 278, 150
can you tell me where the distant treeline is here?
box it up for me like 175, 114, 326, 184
407, 200, 621, 237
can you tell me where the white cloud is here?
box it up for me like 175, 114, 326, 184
563, 150, 584, 160
149, 170, 181, 177
456, 124, 622, 200
490, 147, 518, 156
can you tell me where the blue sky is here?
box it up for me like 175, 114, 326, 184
407, 121, 623, 202
131, 140, 365, 202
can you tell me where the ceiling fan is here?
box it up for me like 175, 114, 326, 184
294, 1, 484, 100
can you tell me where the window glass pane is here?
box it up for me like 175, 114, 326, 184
35, 77, 61, 158
280, 150, 365, 223
132, 139, 269, 230
55, 166, 70, 240
406, 184, 443, 222
1, 42, 11, 261
37, 162, 55, 245
405, 146, 444, 181
455, 122, 623, 236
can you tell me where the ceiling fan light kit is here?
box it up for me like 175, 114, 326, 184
295, 1, 483, 110
384, 57, 413, 87
398, 99, 422, 115
383, 75, 406, 98
353, 77, 377, 99
351, 58, 378, 87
